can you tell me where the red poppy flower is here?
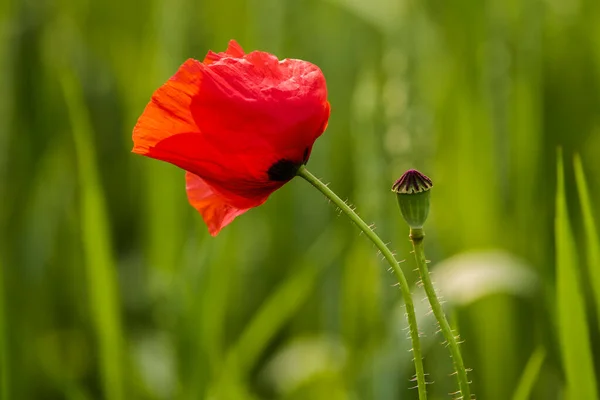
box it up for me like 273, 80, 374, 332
132, 40, 330, 236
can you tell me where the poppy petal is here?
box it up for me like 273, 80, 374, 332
203, 40, 245, 64
132, 40, 330, 235
188, 54, 329, 165
132, 59, 203, 155
186, 171, 263, 236
145, 132, 282, 205
193, 55, 328, 140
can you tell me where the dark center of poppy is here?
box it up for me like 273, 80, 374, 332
267, 159, 301, 181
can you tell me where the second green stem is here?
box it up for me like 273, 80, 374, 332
410, 228, 471, 399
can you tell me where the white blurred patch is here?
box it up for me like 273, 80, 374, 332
132, 332, 176, 399
432, 250, 538, 305
327, 0, 406, 32
261, 336, 347, 394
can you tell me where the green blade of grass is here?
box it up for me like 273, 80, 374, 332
60, 71, 124, 400
555, 149, 599, 400
512, 346, 545, 400
0, 0, 13, 393
0, 258, 7, 400
214, 227, 343, 391
573, 154, 600, 329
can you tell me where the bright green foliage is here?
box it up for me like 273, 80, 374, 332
555, 151, 599, 400
2, 0, 600, 399
61, 71, 124, 400
574, 155, 600, 329
512, 346, 546, 400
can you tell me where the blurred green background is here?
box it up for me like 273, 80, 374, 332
2, 0, 600, 399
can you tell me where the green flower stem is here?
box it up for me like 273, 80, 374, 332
297, 165, 427, 400
409, 228, 471, 399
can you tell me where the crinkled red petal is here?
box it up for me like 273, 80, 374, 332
203, 40, 245, 64
186, 171, 266, 236
132, 40, 330, 235
132, 59, 203, 155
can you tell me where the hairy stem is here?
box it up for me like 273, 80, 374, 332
297, 165, 427, 400
410, 228, 471, 399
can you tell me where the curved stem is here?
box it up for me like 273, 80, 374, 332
410, 228, 471, 399
297, 165, 427, 400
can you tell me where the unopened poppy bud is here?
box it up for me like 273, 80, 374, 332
391, 169, 432, 229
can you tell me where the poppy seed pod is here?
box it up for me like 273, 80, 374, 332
391, 169, 432, 229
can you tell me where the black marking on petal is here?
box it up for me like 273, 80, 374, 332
268, 159, 300, 181
303, 148, 309, 162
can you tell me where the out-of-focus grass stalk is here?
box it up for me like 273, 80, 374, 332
573, 155, 600, 329
297, 165, 428, 400
512, 346, 545, 400
409, 228, 471, 400
555, 149, 599, 400
60, 71, 124, 400
0, 0, 12, 180
210, 227, 343, 395
0, 3, 12, 395
0, 258, 7, 400
224, 228, 342, 373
